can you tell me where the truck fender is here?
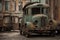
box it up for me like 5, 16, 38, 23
25, 22, 35, 30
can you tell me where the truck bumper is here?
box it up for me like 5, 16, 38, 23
28, 30, 56, 35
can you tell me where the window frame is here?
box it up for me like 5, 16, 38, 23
0, 0, 2, 11
3, 16, 11, 23
5, 1, 10, 11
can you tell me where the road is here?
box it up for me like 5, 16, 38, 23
0, 31, 60, 40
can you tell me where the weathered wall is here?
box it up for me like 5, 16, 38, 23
47, 0, 60, 23
0, 0, 21, 30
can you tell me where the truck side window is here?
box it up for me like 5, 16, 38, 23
25, 9, 28, 15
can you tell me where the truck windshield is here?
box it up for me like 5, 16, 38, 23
32, 7, 47, 15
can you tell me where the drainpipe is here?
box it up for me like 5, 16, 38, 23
50, 0, 54, 20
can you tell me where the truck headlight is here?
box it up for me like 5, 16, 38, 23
33, 20, 38, 25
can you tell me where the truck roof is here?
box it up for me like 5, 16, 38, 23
23, 2, 49, 11
33, 14, 48, 18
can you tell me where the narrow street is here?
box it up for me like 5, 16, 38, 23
0, 31, 60, 40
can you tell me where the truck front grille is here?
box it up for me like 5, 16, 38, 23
41, 17, 46, 27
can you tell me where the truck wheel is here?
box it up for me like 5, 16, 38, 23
25, 33, 30, 38
20, 30, 25, 35
51, 34, 55, 37
24, 32, 30, 38
50, 32, 55, 37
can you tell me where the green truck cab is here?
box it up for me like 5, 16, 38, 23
20, 3, 57, 37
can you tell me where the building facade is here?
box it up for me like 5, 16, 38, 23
46, 0, 60, 23
0, 0, 22, 31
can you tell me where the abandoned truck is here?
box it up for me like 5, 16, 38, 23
20, 2, 57, 37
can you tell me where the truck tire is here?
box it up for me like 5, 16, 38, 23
25, 33, 30, 38
20, 30, 25, 36
50, 34, 55, 37
50, 32, 55, 37
23, 31, 31, 38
